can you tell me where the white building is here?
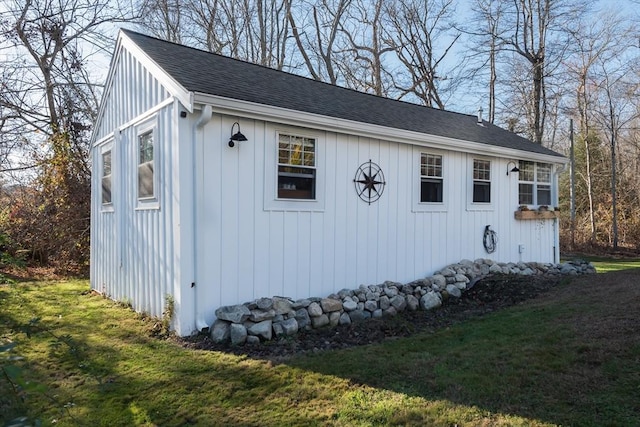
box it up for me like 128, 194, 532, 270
91, 30, 567, 336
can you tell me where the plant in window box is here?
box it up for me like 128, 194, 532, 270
518, 205, 530, 211
538, 205, 549, 212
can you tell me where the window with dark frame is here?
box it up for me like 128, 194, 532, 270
138, 131, 154, 199
518, 161, 551, 206
420, 153, 443, 203
473, 159, 491, 203
277, 134, 316, 200
102, 150, 112, 205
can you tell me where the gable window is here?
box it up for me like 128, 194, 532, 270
138, 130, 154, 199
473, 159, 491, 203
420, 153, 443, 203
102, 150, 112, 205
277, 134, 316, 200
519, 161, 551, 206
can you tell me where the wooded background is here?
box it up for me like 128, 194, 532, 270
1, 0, 639, 272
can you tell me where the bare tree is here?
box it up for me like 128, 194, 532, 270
138, 0, 184, 43
564, 10, 634, 245
386, 0, 461, 109
462, 0, 508, 123
0, 0, 134, 266
474, 0, 587, 144
339, 0, 395, 96
288, 0, 352, 84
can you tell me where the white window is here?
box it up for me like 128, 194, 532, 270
420, 153, 443, 203
102, 150, 112, 205
473, 159, 491, 203
519, 161, 551, 206
138, 130, 154, 200
277, 134, 316, 200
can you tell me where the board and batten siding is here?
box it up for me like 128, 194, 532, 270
91, 41, 192, 331
93, 46, 171, 142
191, 113, 559, 328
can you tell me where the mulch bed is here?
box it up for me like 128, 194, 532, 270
177, 274, 566, 362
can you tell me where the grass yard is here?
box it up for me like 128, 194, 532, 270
580, 256, 640, 273
1, 261, 639, 426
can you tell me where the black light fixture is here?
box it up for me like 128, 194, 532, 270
506, 161, 520, 176
228, 121, 247, 147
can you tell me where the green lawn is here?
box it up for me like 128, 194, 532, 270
1, 268, 639, 427
581, 256, 640, 273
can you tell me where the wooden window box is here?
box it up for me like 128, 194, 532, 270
514, 210, 560, 220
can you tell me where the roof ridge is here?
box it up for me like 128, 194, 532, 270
119, 28, 481, 121
117, 28, 563, 158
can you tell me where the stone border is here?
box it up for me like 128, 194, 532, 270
211, 258, 595, 345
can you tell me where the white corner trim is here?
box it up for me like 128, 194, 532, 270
193, 93, 568, 165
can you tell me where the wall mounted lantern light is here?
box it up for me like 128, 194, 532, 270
228, 122, 247, 147
506, 161, 520, 176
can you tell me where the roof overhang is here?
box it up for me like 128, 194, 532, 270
193, 92, 567, 165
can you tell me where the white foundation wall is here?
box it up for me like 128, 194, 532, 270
192, 113, 560, 329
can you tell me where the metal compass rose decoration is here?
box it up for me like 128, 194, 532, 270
353, 160, 386, 204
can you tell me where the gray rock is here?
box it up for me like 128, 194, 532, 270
295, 308, 311, 329
311, 314, 330, 328
365, 291, 379, 301
246, 335, 261, 345
248, 320, 273, 340
280, 318, 299, 336
383, 286, 399, 298
432, 274, 447, 288
390, 295, 407, 311
454, 274, 469, 283
379, 295, 391, 310
453, 281, 467, 290
320, 298, 343, 313
250, 309, 275, 322
364, 300, 378, 312
292, 299, 311, 309
338, 288, 353, 298
489, 264, 502, 273
440, 267, 456, 276
211, 320, 230, 343
383, 306, 397, 317
420, 291, 442, 310
230, 323, 247, 345
329, 311, 341, 327
445, 284, 462, 298
406, 294, 420, 311
372, 309, 383, 318
342, 299, 358, 312
272, 296, 293, 315
216, 305, 251, 324
256, 297, 273, 310
272, 322, 284, 337
339, 312, 352, 325
349, 310, 366, 322
307, 302, 323, 317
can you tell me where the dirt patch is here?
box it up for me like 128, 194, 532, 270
178, 273, 571, 361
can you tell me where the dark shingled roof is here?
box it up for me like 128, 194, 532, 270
122, 29, 563, 158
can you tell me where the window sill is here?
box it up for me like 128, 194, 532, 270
514, 210, 559, 220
